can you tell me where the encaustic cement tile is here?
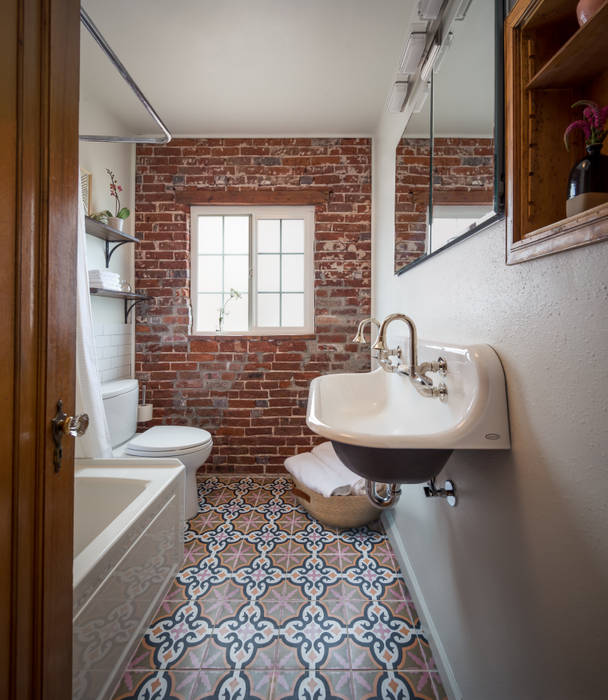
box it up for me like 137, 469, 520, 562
192, 669, 273, 700
112, 670, 198, 700
113, 476, 447, 699
270, 670, 353, 700
128, 600, 212, 671
351, 669, 440, 700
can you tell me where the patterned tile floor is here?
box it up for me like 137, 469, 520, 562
112, 476, 447, 700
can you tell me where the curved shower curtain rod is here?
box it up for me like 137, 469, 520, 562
79, 7, 172, 144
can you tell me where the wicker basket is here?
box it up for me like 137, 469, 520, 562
291, 478, 381, 529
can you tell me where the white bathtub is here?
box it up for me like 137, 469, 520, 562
73, 459, 185, 700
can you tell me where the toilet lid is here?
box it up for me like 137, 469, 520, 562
126, 425, 212, 453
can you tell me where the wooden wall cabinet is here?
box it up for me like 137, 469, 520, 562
505, 0, 608, 263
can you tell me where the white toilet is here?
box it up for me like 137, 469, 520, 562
101, 379, 212, 519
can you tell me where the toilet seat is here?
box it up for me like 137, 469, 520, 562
126, 425, 212, 457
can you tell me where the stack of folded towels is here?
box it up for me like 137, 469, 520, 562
284, 441, 366, 498
88, 269, 122, 291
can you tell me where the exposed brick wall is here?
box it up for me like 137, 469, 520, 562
395, 137, 494, 271
395, 137, 430, 272
134, 138, 371, 474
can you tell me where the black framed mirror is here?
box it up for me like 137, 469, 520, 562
394, 0, 506, 275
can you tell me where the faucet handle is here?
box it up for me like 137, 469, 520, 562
418, 357, 448, 377
377, 347, 402, 373
382, 347, 402, 361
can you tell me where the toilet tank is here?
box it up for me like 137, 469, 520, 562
101, 379, 138, 448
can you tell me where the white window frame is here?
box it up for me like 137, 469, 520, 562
191, 205, 315, 336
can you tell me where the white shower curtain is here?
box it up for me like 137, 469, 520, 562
75, 175, 112, 458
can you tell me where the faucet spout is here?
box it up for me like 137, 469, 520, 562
372, 313, 418, 378
372, 313, 448, 400
352, 317, 380, 345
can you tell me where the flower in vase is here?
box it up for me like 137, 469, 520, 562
217, 288, 242, 332
564, 100, 608, 150
105, 168, 130, 219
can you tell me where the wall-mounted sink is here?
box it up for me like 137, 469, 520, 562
306, 340, 510, 484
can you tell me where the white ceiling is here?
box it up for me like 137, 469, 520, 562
81, 0, 415, 137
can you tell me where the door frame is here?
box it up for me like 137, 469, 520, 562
1, 0, 79, 697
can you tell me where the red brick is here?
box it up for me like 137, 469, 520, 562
135, 137, 371, 474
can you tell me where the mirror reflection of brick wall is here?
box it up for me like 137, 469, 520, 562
395, 137, 431, 272
394, 137, 494, 272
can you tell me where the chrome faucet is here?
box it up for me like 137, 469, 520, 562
352, 317, 381, 347
372, 313, 448, 400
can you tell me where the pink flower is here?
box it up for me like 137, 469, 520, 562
104, 167, 128, 218
564, 119, 591, 149
564, 100, 608, 150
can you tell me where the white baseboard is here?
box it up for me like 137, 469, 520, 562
382, 510, 463, 700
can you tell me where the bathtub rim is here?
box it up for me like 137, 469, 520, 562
73, 457, 185, 599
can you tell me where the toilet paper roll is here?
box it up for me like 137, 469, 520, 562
137, 404, 153, 422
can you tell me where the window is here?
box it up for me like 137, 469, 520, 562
191, 206, 314, 335
430, 205, 495, 252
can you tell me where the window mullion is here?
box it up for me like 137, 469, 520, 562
279, 218, 283, 327
249, 213, 254, 332
221, 215, 225, 309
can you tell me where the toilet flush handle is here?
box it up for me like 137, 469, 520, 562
51, 400, 89, 472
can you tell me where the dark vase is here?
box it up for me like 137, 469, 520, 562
567, 143, 608, 199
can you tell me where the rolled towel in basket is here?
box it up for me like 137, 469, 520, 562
311, 441, 366, 495
284, 441, 365, 498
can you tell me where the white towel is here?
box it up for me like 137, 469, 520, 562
88, 268, 120, 278
88, 269, 122, 290
284, 441, 366, 497
312, 442, 367, 495
89, 270, 120, 279
90, 282, 122, 291
311, 441, 343, 468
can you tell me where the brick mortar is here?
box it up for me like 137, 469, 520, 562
135, 138, 371, 474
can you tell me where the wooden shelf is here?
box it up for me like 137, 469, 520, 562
89, 287, 151, 322
89, 288, 149, 301
505, 0, 608, 264
85, 216, 138, 267
527, 2, 608, 89
523, 0, 579, 29
84, 216, 138, 243
508, 201, 608, 263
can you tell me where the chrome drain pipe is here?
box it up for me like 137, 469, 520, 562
365, 480, 402, 509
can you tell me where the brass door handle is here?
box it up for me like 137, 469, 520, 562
51, 400, 89, 471
62, 413, 89, 437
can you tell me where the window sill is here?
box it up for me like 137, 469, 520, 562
189, 332, 316, 340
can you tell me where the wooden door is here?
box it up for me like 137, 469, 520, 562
1, 0, 79, 697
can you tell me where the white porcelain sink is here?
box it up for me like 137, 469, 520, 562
306, 340, 510, 483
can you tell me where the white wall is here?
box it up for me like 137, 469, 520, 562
373, 110, 608, 699
79, 97, 136, 382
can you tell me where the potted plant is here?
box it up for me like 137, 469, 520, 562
91, 168, 130, 231
564, 100, 608, 218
